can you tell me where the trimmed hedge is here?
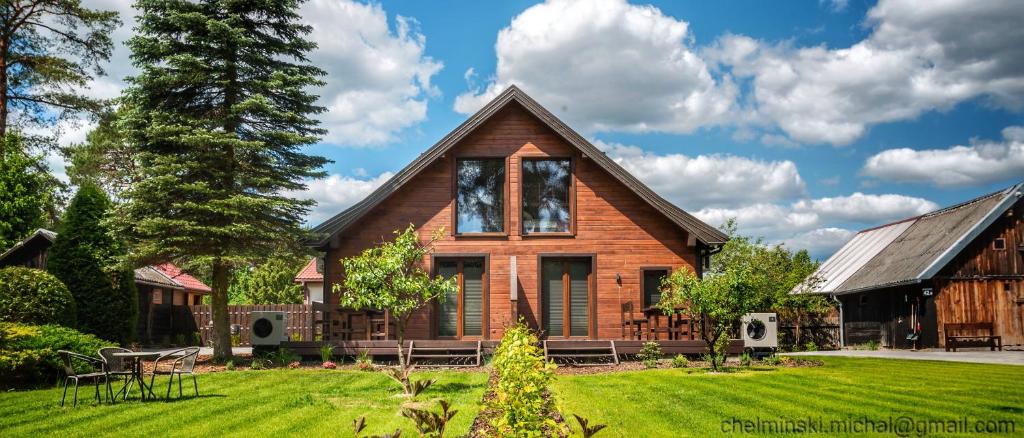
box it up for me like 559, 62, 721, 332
0, 322, 114, 388
0, 267, 76, 326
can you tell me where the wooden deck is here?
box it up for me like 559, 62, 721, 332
282, 338, 744, 365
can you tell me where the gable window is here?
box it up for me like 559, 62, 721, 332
456, 158, 505, 234
993, 238, 1006, 250
522, 158, 572, 234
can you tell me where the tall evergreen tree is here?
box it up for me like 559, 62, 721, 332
0, 134, 54, 249
114, 0, 328, 360
0, 0, 120, 152
48, 182, 137, 343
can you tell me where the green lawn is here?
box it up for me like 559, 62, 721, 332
552, 357, 1024, 437
0, 369, 487, 437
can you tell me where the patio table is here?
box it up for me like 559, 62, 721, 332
111, 351, 165, 400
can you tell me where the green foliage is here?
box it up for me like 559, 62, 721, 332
229, 256, 306, 304
671, 354, 689, 369
0, 267, 76, 326
637, 341, 662, 369
660, 264, 756, 371
112, 0, 329, 360
762, 354, 783, 366
0, 1, 119, 149
319, 343, 334, 363
265, 347, 300, 367
356, 349, 373, 371
740, 352, 753, 367
47, 182, 137, 343
488, 321, 557, 437
249, 357, 270, 370
0, 322, 114, 388
866, 340, 879, 351
64, 110, 140, 197
339, 225, 457, 392
224, 360, 235, 371
402, 399, 458, 438
0, 137, 54, 249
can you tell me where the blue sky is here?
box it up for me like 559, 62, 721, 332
74, 0, 1024, 259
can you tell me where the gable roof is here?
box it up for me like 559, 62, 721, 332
308, 85, 727, 248
0, 228, 57, 264
134, 265, 185, 290
801, 182, 1023, 295
151, 262, 212, 293
294, 257, 322, 283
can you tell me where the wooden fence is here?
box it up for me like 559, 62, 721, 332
189, 304, 326, 346
777, 313, 841, 350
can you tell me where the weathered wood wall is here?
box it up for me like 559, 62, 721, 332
325, 103, 702, 341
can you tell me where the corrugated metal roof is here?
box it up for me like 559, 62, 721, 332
800, 182, 1023, 295
807, 219, 915, 294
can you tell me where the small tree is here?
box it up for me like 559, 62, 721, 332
229, 256, 306, 304
338, 225, 457, 395
659, 266, 756, 371
0, 135, 55, 249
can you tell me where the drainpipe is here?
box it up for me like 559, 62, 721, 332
832, 294, 845, 349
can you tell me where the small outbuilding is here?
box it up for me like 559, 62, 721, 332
798, 182, 1023, 349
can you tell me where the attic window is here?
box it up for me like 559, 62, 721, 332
993, 238, 1006, 250
859, 295, 868, 306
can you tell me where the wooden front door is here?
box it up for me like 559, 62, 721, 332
541, 257, 592, 338
436, 258, 486, 339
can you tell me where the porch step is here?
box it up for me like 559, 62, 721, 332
406, 341, 482, 367
543, 340, 619, 366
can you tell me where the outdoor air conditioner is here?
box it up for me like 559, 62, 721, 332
741, 312, 778, 349
250, 311, 288, 346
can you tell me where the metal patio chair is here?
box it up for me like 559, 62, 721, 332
148, 347, 200, 399
58, 350, 108, 407
98, 347, 133, 401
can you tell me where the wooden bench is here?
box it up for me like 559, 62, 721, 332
406, 340, 482, 367
543, 340, 618, 366
944, 323, 1002, 352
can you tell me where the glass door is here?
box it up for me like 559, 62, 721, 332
541, 257, 592, 338
436, 258, 486, 338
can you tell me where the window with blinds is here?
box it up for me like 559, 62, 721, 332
435, 258, 486, 338
542, 257, 591, 338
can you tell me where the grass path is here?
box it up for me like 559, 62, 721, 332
0, 369, 487, 437
551, 357, 1024, 437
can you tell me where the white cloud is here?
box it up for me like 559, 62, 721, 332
707, 0, 1024, 145
791, 192, 938, 223
596, 140, 806, 209
862, 125, 1024, 187
783, 228, 858, 258
287, 172, 394, 225
303, 0, 443, 146
821, 0, 849, 13
454, 0, 736, 134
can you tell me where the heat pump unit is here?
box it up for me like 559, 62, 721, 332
741, 312, 778, 349
250, 311, 287, 346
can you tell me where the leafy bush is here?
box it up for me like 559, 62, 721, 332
638, 341, 662, 369
803, 341, 818, 352
866, 340, 879, 351
265, 347, 300, 367
402, 399, 457, 437
762, 355, 782, 366
0, 267, 76, 327
356, 349, 373, 371
0, 322, 114, 388
740, 352, 753, 367
225, 360, 235, 371
250, 357, 270, 370
671, 354, 689, 368
488, 321, 557, 436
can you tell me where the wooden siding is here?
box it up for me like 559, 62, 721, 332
940, 202, 1023, 278
935, 279, 1024, 346
325, 103, 700, 340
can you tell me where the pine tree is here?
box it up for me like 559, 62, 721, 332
0, 134, 54, 249
47, 182, 137, 343
114, 0, 328, 360
0, 0, 120, 152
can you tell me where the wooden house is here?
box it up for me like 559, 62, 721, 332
307, 86, 727, 343
294, 258, 325, 305
799, 183, 1024, 349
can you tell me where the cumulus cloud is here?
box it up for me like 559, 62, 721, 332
707, 0, 1024, 145
287, 172, 394, 225
302, 0, 443, 146
862, 126, 1024, 187
596, 141, 805, 209
694, 192, 936, 259
454, 0, 736, 134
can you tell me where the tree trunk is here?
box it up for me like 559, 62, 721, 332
794, 312, 803, 348
211, 258, 233, 361
1, 32, 9, 150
